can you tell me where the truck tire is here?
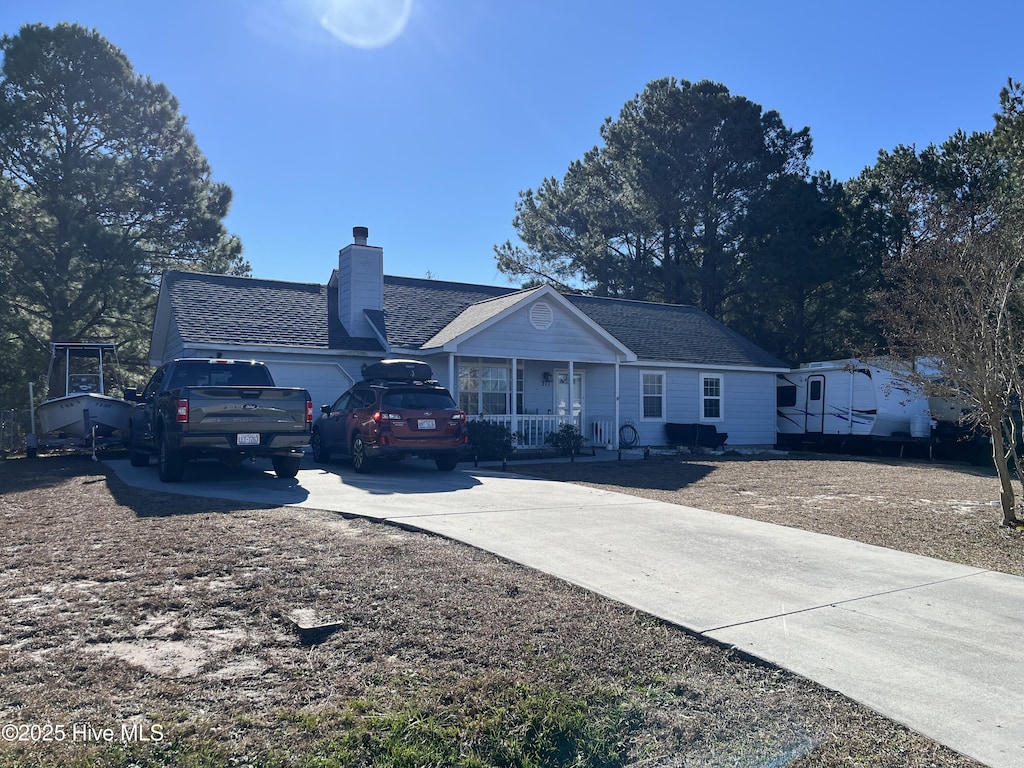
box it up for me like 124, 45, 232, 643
157, 433, 186, 482
272, 454, 301, 479
129, 427, 150, 467
311, 429, 331, 463
351, 434, 373, 474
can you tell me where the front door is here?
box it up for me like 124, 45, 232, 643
554, 370, 584, 427
805, 374, 825, 433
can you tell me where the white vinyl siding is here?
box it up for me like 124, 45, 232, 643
452, 301, 623, 363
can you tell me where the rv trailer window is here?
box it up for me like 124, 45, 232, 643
809, 380, 822, 400
777, 385, 797, 408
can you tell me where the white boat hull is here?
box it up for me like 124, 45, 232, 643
37, 393, 132, 438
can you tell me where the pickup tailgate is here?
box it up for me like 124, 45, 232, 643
184, 387, 311, 432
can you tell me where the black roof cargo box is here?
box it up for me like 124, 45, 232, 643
361, 359, 433, 382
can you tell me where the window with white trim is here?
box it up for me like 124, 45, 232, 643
457, 359, 524, 416
701, 373, 723, 421
641, 371, 665, 420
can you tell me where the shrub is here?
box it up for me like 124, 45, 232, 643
545, 423, 586, 456
467, 420, 515, 461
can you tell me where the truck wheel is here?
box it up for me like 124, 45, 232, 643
157, 433, 186, 482
435, 454, 458, 471
351, 434, 373, 474
129, 428, 150, 467
272, 455, 301, 479
311, 429, 331, 463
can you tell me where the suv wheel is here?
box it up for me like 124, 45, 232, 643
351, 434, 373, 474
311, 429, 331, 463
435, 454, 458, 472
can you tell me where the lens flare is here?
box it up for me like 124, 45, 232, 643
318, 0, 413, 49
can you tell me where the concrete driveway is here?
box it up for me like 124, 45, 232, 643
107, 454, 1024, 768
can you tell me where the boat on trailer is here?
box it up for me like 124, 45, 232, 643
35, 342, 132, 442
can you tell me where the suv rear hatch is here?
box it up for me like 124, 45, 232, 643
378, 388, 465, 442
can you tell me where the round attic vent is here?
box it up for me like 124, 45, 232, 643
529, 301, 554, 330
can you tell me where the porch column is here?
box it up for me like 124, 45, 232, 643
448, 355, 456, 395
614, 359, 620, 449
568, 360, 575, 429
510, 357, 519, 441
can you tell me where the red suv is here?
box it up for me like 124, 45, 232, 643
311, 361, 468, 472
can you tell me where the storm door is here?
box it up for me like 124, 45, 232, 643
554, 370, 584, 427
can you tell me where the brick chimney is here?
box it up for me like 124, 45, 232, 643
337, 226, 383, 338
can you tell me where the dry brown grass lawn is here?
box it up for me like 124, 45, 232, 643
0, 450, 1006, 767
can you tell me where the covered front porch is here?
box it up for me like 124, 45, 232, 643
415, 284, 637, 451
443, 356, 620, 450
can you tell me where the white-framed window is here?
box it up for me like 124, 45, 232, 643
641, 371, 665, 420
457, 359, 524, 416
701, 373, 723, 421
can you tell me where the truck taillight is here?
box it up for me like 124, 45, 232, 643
175, 398, 189, 423
306, 399, 313, 424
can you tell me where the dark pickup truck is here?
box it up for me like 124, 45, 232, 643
127, 358, 312, 482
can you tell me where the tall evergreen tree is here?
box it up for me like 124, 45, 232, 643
0, 23, 247, 404
495, 77, 812, 320
730, 174, 882, 364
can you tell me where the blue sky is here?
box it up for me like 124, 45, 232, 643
3, 0, 1023, 288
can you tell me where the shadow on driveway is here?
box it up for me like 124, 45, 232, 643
308, 456, 483, 495
105, 453, 485, 518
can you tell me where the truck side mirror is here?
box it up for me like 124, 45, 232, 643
123, 387, 138, 402
320, 404, 331, 415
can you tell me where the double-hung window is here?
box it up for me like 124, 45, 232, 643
641, 371, 665, 420
701, 373, 723, 421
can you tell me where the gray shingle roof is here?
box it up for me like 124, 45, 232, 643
163, 271, 383, 352
381, 275, 513, 348
566, 294, 788, 368
162, 270, 786, 369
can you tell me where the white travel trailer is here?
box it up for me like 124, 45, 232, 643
776, 359, 932, 448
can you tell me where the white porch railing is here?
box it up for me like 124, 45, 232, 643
589, 417, 615, 448
478, 414, 568, 449
478, 415, 616, 450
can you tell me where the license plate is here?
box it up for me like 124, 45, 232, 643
237, 433, 260, 445
417, 419, 436, 430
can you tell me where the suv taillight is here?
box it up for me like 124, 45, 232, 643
372, 411, 402, 423
449, 411, 467, 424
175, 398, 189, 423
